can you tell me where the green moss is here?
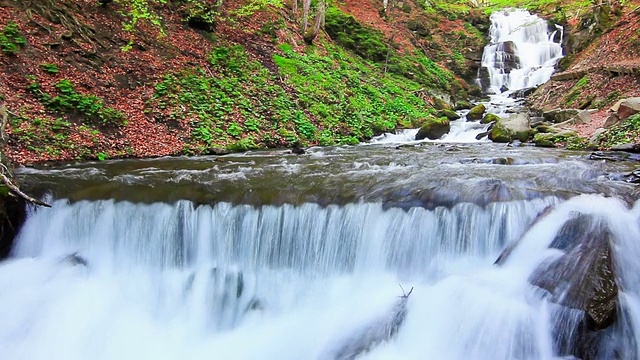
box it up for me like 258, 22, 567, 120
466, 103, 486, 121
415, 116, 450, 140
324, 7, 389, 62
489, 122, 513, 143
481, 113, 500, 124
438, 109, 460, 121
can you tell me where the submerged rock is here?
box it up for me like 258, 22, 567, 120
331, 288, 412, 360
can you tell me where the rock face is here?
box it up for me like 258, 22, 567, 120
488, 113, 530, 143
477, 66, 491, 93
495, 40, 520, 72
529, 215, 617, 330
466, 103, 486, 121
496, 212, 633, 360
415, 117, 450, 140
0, 189, 26, 259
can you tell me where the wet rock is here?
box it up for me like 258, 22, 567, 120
530, 214, 619, 357
466, 104, 486, 121
331, 289, 412, 360
509, 87, 536, 99
63, 252, 88, 266
499, 211, 630, 359
291, 142, 306, 155
415, 117, 450, 140
610, 143, 640, 153
622, 168, 640, 183
481, 113, 500, 124
589, 151, 640, 162
0, 192, 25, 260
495, 40, 520, 72
543, 109, 580, 124
477, 66, 491, 93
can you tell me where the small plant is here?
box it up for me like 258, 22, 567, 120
40, 63, 59, 74
0, 22, 26, 55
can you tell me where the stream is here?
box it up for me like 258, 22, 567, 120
1, 9, 639, 360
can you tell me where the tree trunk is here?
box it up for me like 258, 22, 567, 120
304, 0, 325, 44
302, 0, 311, 34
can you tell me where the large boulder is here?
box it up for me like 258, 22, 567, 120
415, 117, 450, 140
496, 212, 632, 360
488, 113, 530, 143
618, 97, 640, 120
466, 103, 486, 121
543, 109, 580, 124
572, 110, 592, 124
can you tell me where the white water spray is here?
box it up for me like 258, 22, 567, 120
479, 9, 564, 95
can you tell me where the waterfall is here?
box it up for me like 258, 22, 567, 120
479, 9, 564, 95
3, 194, 640, 359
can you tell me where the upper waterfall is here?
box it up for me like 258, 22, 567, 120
478, 9, 564, 95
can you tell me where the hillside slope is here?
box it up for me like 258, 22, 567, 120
0, 0, 489, 164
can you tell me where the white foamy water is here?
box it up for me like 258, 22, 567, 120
2, 194, 640, 359
480, 9, 563, 95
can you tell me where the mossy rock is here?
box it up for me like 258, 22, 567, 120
432, 97, 449, 110
415, 117, 450, 140
534, 131, 579, 147
481, 113, 500, 124
437, 109, 460, 121
466, 103, 486, 121
534, 124, 555, 133
455, 100, 472, 110
488, 123, 513, 143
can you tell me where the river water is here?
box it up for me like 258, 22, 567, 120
1, 9, 640, 360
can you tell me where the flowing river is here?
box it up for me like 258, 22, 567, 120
1, 9, 640, 360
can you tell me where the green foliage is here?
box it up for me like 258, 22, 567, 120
9, 114, 103, 160
27, 78, 125, 125
40, 63, 59, 74
597, 113, 640, 149
564, 76, 589, 106
232, 0, 283, 17
0, 22, 26, 55
151, 42, 437, 152
324, 7, 389, 62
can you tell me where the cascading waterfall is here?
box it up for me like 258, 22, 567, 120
2, 193, 640, 359
479, 9, 564, 95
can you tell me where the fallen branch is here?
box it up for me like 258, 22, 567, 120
0, 172, 51, 207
